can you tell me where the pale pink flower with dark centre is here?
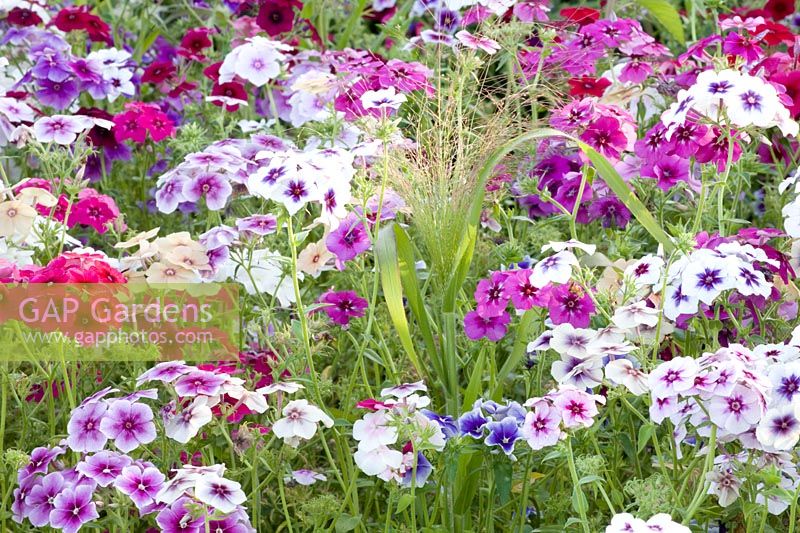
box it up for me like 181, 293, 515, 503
708, 383, 763, 434
552, 387, 599, 428
99, 399, 157, 453
521, 403, 562, 450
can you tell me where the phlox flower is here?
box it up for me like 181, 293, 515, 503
579, 116, 629, 160
769, 362, 800, 405
381, 381, 427, 399
458, 408, 488, 438
164, 397, 213, 444
648, 357, 698, 398
33, 115, 101, 145
218, 36, 291, 87
272, 399, 334, 447
706, 467, 741, 507
25, 472, 64, 528
756, 406, 800, 450
463, 310, 510, 341
605, 513, 646, 533
99, 399, 157, 453
484, 417, 520, 455
174, 370, 226, 397
182, 173, 232, 211
708, 383, 763, 434
520, 403, 562, 450
688, 69, 741, 117
502, 268, 546, 310
21, 446, 65, 479
235, 248, 299, 306
352, 411, 398, 450
552, 387, 600, 428
155, 497, 205, 533
360, 87, 407, 112
727, 75, 780, 129
66, 401, 108, 452
354, 445, 404, 478
531, 251, 578, 286
612, 301, 660, 329
316, 290, 368, 326
195, 474, 247, 514
325, 213, 371, 263
681, 256, 735, 305
546, 283, 596, 328
49, 485, 100, 533
475, 272, 511, 317
548, 323, 598, 358
272, 174, 319, 215
114, 465, 165, 510
551, 352, 603, 389
76, 451, 132, 487
288, 469, 327, 486
237, 214, 277, 236
455, 30, 501, 54
605, 359, 649, 395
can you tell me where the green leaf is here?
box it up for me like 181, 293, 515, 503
579, 475, 604, 485
577, 141, 675, 253
636, 0, 686, 43
395, 493, 415, 514
571, 486, 589, 515
375, 225, 425, 378
638, 424, 655, 453
334, 514, 361, 532
494, 460, 513, 505
491, 309, 537, 401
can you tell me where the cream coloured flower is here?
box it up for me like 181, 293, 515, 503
115, 227, 160, 249
297, 240, 334, 278
163, 245, 211, 272
0, 200, 36, 241
145, 261, 199, 283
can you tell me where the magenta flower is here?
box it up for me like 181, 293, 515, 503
174, 370, 226, 397
156, 497, 204, 533
49, 485, 99, 533
325, 213, 370, 263
579, 116, 628, 160
475, 272, 511, 317
552, 388, 599, 428
545, 283, 595, 328
317, 290, 368, 326
641, 155, 690, 191
99, 400, 157, 453
66, 401, 109, 453
76, 451, 133, 487
463, 310, 510, 341
114, 465, 165, 510
722, 32, 763, 63
26, 472, 65, 527
502, 269, 546, 310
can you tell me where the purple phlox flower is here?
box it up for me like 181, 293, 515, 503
156, 175, 189, 214
587, 196, 631, 229
641, 155, 690, 191
316, 290, 368, 326
475, 271, 511, 317
463, 310, 510, 341
66, 401, 109, 453
136, 361, 192, 386
76, 451, 133, 487
114, 465, 165, 510
236, 214, 278, 236
49, 485, 100, 533
25, 471, 65, 527
325, 213, 370, 263
156, 496, 205, 533
485, 417, 520, 455
12, 473, 38, 523
288, 469, 327, 486
182, 172, 232, 211
195, 474, 246, 514
99, 399, 157, 453
173, 370, 227, 397
200, 226, 239, 250
36, 77, 79, 110
21, 446, 65, 479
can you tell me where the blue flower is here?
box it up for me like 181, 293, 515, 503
421, 409, 458, 439
458, 408, 487, 438
401, 452, 432, 488
484, 418, 520, 455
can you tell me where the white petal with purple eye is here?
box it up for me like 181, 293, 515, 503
726, 74, 779, 129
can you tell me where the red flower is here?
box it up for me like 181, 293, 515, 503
256, 0, 301, 36
53, 6, 112, 44
7, 7, 43, 27
764, 0, 794, 21
141, 61, 176, 84
772, 71, 800, 118
211, 82, 248, 111
755, 21, 795, 46
559, 7, 600, 25
203, 62, 223, 82
178, 27, 216, 61
568, 76, 611, 97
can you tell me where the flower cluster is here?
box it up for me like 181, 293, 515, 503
353, 381, 446, 485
